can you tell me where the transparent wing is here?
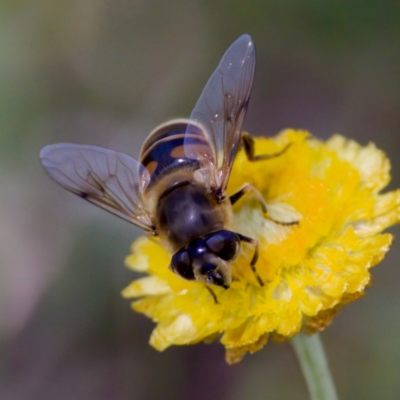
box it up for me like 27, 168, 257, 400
40, 144, 153, 231
184, 34, 255, 190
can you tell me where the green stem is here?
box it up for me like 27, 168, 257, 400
291, 332, 339, 400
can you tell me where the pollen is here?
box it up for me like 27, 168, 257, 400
122, 130, 400, 363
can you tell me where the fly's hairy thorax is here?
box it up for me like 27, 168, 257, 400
154, 181, 232, 253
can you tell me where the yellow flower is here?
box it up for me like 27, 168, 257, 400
122, 130, 400, 364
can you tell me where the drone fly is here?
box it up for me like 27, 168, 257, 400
40, 34, 293, 289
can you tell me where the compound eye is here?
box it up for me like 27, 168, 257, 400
170, 250, 195, 281
205, 230, 240, 261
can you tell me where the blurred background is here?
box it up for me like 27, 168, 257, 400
1, 1, 399, 399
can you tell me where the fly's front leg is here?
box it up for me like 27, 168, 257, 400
237, 233, 263, 286
230, 184, 298, 226
242, 132, 291, 161
206, 286, 219, 304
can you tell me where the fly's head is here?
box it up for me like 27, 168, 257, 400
170, 230, 241, 288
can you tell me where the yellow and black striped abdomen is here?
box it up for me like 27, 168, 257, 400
140, 119, 210, 186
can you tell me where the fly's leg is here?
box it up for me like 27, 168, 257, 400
230, 184, 299, 226
238, 133, 298, 225
237, 233, 263, 286
205, 286, 219, 304
242, 132, 291, 161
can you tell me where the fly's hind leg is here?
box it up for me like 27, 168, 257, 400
230, 184, 298, 226
236, 133, 298, 226
242, 132, 291, 162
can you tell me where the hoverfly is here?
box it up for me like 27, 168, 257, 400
40, 34, 293, 290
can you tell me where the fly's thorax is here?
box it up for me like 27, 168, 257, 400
155, 181, 233, 253
142, 170, 195, 218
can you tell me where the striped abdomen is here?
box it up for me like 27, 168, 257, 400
140, 119, 211, 187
